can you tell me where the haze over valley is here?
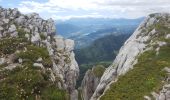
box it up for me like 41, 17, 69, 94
0, 0, 170, 100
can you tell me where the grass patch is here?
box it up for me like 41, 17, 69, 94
18, 29, 27, 38
0, 38, 29, 55
93, 65, 105, 78
0, 37, 67, 99
16, 45, 52, 68
100, 45, 170, 100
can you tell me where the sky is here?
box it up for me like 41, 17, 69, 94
0, 0, 170, 20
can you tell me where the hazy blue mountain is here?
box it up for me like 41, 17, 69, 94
56, 17, 144, 48
56, 17, 144, 27
56, 23, 80, 37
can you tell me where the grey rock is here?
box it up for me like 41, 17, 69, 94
70, 90, 78, 100
166, 34, 170, 39
8, 24, 16, 33
144, 96, 151, 100
158, 93, 166, 100
31, 33, 40, 43
81, 69, 101, 100
0, 26, 3, 31
0, 58, 5, 65
25, 33, 30, 39
4, 64, 17, 70
33, 63, 44, 69
0, 21, 3, 26
15, 16, 26, 25
65, 39, 74, 52
18, 58, 22, 64
163, 67, 170, 73
54, 36, 65, 50
158, 42, 167, 47
10, 31, 18, 37
3, 19, 9, 24
151, 92, 159, 99
37, 57, 43, 62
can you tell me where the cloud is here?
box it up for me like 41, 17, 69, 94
17, 0, 170, 20
51, 13, 108, 20
98, 0, 170, 6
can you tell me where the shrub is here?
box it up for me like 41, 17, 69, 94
17, 28, 30, 38
93, 65, 105, 78
40, 33, 46, 40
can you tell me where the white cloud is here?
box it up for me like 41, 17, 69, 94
51, 13, 108, 20
17, 0, 170, 20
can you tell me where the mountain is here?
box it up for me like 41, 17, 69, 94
56, 17, 145, 27
56, 17, 144, 48
75, 34, 131, 64
56, 23, 80, 37
0, 7, 79, 100
80, 13, 170, 100
75, 34, 130, 89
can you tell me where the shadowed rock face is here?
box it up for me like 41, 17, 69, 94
90, 13, 170, 100
0, 7, 79, 100
81, 66, 105, 100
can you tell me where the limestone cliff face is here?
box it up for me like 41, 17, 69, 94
0, 7, 79, 100
90, 13, 170, 100
81, 66, 105, 100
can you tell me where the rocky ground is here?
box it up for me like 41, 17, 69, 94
0, 7, 79, 100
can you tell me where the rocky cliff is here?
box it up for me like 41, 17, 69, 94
90, 13, 170, 100
0, 7, 79, 100
81, 65, 105, 100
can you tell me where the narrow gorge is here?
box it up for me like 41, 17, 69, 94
1, 7, 170, 100
80, 13, 170, 100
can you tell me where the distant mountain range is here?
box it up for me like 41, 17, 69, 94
55, 17, 144, 48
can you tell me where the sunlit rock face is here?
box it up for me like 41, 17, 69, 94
91, 13, 170, 100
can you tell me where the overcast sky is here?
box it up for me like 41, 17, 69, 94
1, 0, 170, 20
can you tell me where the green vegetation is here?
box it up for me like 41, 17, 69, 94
0, 36, 68, 99
149, 14, 156, 18
16, 45, 52, 68
75, 34, 130, 87
101, 45, 170, 100
41, 85, 69, 100
40, 33, 46, 40
78, 88, 82, 100
100, 16, 170, 100
0, 38, 28, 55
0, 66, 68, 100
75, 34, 130, 64
76, 61, 111, 88
17, 28, 30, 38
93, 65, 105, 78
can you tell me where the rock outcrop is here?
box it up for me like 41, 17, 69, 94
81, 65, 105, 100
0, 7, 79, 100
90, 13, 170, 100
